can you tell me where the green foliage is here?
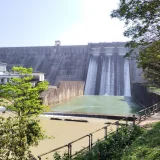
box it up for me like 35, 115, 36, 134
138, 40, 160, 86
111, 0, 160, 85
0, 66, 48, 116
0, 117, 45, 159
122, 122, 160, 160
54, 152, 69, 160
0, 66, 49, 160
111, 0, 160, 51
54, 125, 144, 160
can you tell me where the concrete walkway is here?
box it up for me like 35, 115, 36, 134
139, 112, 160, 126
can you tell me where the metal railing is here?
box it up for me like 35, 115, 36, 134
134, 102, 160, 124
37, 119, 131, 159
37, 102, 160, 160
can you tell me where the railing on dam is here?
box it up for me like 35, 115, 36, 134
37, 102, 160, 160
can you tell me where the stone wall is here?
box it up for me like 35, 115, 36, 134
41, 81, 85, 106
131, 83, 160, 107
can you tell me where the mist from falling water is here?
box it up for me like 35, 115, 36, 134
84, 55, 98, 95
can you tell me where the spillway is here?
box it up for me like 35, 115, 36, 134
85, 49, 131, 96
99, 56, 107, 95
124, 58, 131, 96
84, 55, 99, 95
99, 56, 114, 95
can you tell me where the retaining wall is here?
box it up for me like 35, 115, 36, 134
41, 81, 85, 106
131, 83, 160, 107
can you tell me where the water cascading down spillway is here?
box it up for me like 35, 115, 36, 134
124, 58, 131, 97
99, 54, 122, 96
85, 50, 131, 96
84, 55, 99, 95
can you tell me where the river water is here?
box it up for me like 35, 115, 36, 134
50, 96, 141, 116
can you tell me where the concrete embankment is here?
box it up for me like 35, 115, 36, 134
131, 83, 160, 107
40, 81, 85, 106
44, 112, 135, 121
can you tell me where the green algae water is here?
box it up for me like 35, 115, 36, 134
50, 96, 141, 116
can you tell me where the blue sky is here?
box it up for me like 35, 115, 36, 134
0, 0, 129, 47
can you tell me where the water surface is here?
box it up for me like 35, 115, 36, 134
50, 96, 141, 116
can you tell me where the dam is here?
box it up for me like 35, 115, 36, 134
0, 42, 143, 96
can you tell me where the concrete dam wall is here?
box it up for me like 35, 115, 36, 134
0, 42, 143, 96
0, 45, 89, 85
41, 81, 84, 106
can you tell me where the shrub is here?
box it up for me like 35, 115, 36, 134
122, 122, 160, 160
54, 125, 144, 160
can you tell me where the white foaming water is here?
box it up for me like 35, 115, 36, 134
84, 55, 99, 95
100, 56, 114, 95
106, 56, 111, 95
116, 56, 123, 96
124, 58, 131, 97
99, 56, 112, 95
85, 54, 131, 96
99, 57, 107, 95
110, 56, 115, 95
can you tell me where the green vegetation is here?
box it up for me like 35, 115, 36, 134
54, 122, 160, 160
111, 0, 160, 86
122, 122, 160, 160
111, 0, 160, 53
54, 125, 144, 160
138, 40, 160, 87
0, 66, 48, 160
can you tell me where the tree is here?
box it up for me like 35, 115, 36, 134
111, 0, 160, 85
138, 40, 160, 86
111, 0, 160, 52
0, 66, 49, 160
